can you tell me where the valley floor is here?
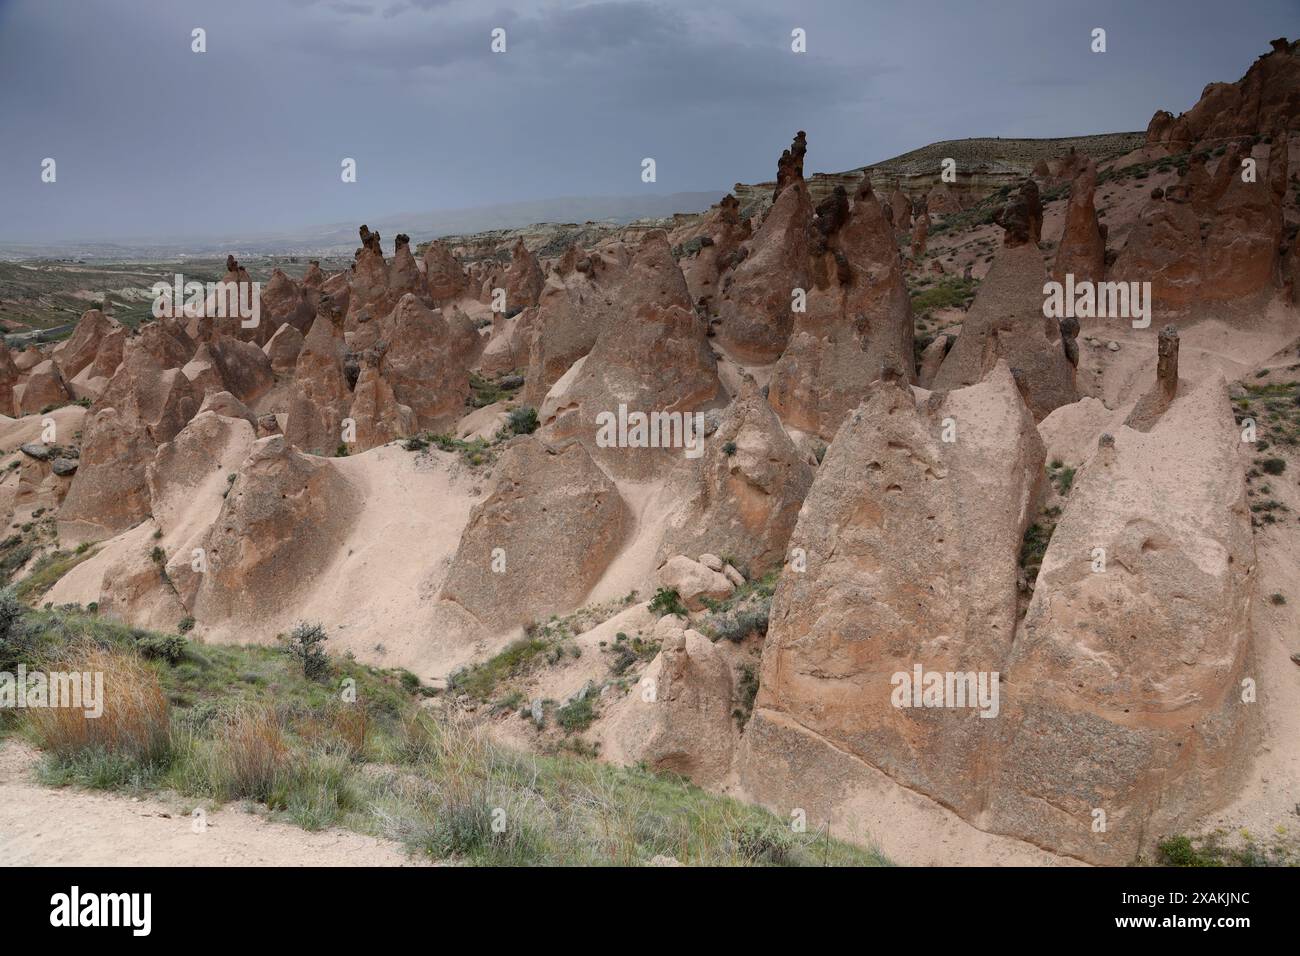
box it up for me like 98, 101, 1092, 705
0, 741, 424, 867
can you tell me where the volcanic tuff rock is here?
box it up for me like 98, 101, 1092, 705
655, 555, 734, 611
715, 158, 813, 362
1052, 157, 1106, 285
439, 438, 631, 634
13, 360, 71, 417
657, 374, 813, 575
284, 313, 352, 455
503, 238, 545, 311
1143, 38, 1299, 152
422, 239, 470, 305
53, 309, 122, 380
931, 241, 1078, 420
741, 363, 1044, 819
988, 375, 1255, 864
773, 130, 808, 202
1113, 137, 1289, 308
183, 436, 361, 623
263, 322, 305, 373
349, 354, 416, 449
601, 622, 737, 786
376, 293, 473, 430
539, 302, 723, 480
672, 193, 752, 311
769, 180, 915, 439
523, 231, 691, 405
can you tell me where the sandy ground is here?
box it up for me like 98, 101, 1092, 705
0, 741, 424, 867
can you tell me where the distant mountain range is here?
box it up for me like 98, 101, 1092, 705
0, 191, 726, 261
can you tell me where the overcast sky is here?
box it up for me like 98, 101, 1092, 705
1, 0, 1296, 241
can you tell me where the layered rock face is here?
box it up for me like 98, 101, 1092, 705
932, 238, 1078, 421
769, 180, 915, 439
988, 376, 1256, 864
439, 439, 631, 634
741, 365, 1043, 818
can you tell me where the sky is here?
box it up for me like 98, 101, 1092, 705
1, 0, 1297, 242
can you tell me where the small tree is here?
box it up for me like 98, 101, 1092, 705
0, 587, 30, 671
286, 621, 330, 679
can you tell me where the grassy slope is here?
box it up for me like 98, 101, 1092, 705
1, 605, 888, 867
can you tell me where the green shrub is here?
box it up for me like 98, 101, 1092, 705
284, 621, 330, 680
507, 406, 539, 436
136, 633, 187, 665
556, 694, 596, 733
1260, 457, 1287, 475
649, 587, 687, 618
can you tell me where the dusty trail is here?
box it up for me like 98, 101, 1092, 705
0, 742, 425, 867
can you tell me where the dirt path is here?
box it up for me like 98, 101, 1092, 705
0, 742, 427, 867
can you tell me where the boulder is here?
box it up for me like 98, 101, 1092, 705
600, 626, 737, 786
655, 555, 734, 611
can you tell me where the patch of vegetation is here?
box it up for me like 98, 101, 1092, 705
1047, 460, 1077, 497
449, 636, 549, 701
505, 406, 539, 436
607, 630, 659, 676
283, 621, 330, 680
648, 587, 687, 618
909, 276, 979, 319
9, 604, 887, 865
1018, 507, 1062, 589
1259, 457, 1287, 475
402, 432, 495, 467
468, 371, 524, 409
1156, 830, 1297, 868
12, 547, 97, 604
733, 664, 759, 728
701, 570, 778, 643
555, 694, 596, 734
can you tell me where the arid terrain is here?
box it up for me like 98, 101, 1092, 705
1, 34, 1299, 870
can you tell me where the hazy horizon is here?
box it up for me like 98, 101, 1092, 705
1, 0, 1296, 243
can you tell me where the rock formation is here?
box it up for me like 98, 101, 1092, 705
1052, 158, 1105, 284
932, 224, 1078, 421
989, 376, 1255, 864
440, 439, 631, 634
769, 180, 915, 438
741, 364, 1044, 821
